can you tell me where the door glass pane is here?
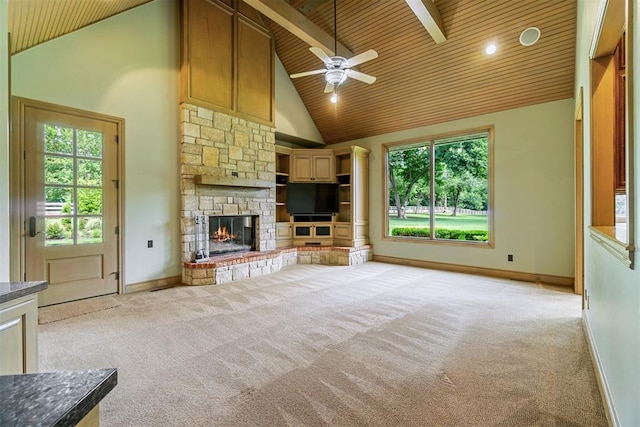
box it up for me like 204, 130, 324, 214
77, 217, 103, 244
45, 155, 74, 185
387, 146, 430, 238
78, 159, 102, 186
43, 123, 105, 246
44, 125, 73, 155
45, 217, 74, 246
434, 137, 489, 242
77, 188, 102, 215
77, 130, 103, 158
45, 187, 73, 216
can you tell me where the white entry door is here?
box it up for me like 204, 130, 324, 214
23, 104, 120, 307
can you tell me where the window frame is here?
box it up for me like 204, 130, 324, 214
382, 126, 494, 248
588, 1, 635, 269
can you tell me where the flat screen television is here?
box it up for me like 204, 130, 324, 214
286, 183, 339, 214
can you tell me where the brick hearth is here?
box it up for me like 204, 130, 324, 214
182, 245, 372, 285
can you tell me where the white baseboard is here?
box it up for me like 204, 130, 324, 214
582, 314, 618, 427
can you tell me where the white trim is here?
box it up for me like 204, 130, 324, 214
590, 0, 610, 59
588, 226, 634, 268
582, 314, 619, 427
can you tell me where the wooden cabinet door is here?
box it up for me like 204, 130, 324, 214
291, 155, 314, 181
0, 295, 38, 374
312, 155, 334, 182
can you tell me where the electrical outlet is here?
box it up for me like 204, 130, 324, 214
507, 254, 513, 262
147, 240, 153, 248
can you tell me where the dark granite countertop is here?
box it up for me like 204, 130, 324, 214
0, 368, 117, 427
0, 281, 48, 304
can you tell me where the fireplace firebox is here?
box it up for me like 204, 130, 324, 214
193, 215, 257, 261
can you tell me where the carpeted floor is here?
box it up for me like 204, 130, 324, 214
38, 262, 607, 426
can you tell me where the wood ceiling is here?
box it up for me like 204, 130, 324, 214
7, 0, 152, 54
7, 0, 577, 145
269, 0, 577, 144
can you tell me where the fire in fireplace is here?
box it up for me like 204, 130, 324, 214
208, 215, 256, 255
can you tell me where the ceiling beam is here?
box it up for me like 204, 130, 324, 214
242, 0, 353, 57
405, 0, 447, 44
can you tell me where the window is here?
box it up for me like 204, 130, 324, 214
384, 128, 492, 245
43, 124, 104, 246
590, 32, 634, 259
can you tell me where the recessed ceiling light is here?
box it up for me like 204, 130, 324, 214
520, 27, 541, 46
485, 44, 497, 55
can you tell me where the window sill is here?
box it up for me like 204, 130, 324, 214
383, 235, 494, 248
588, 226, 635, 268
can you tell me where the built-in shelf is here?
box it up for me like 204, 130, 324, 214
276, 172, 289, 176
194, 175, 273, 189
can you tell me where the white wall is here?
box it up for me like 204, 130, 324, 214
11, 0, 181, 285
275, 55, 324, 144
333, 98, 575, 278
577, 0, 640, 425
0, 2, 9, 281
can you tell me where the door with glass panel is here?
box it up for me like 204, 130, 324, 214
24, 106, 119, 307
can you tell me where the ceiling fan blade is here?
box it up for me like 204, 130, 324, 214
309, 46, 333, 64
345, 49, 378, 67
324, 82, 335, 93
345, 69, 376, 84
290, 69, 326, 79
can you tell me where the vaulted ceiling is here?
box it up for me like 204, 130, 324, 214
7, 0, 577, 145
267, 0, 577, 144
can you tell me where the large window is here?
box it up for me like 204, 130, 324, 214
384, 128, 492, 245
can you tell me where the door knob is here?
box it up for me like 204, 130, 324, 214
29, 216, 44, 237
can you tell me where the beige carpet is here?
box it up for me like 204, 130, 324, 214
38, 262, 607, 426
38, 295, 121, 324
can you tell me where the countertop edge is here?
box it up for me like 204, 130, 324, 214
0, 281, 48, 305
52, 368, 118, 427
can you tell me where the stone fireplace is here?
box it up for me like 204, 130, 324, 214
180, 103, 276, 268
180, 103, 373, 286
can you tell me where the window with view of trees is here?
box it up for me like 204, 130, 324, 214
385, 129, 492, 244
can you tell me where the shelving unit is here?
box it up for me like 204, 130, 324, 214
275, 146, 293, 248
333, 146, 370, 247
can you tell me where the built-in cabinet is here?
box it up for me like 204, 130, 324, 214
275, 146, 293, 248
333, 146, 370, 247
274, 145, 369, 248
290, 149, 335, 182
0, 294, 38, 375
181, 0, 274, 125
292, 216, 334, 246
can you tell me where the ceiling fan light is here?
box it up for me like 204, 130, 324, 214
330, 92, 338, 104
325, 69, 347, 85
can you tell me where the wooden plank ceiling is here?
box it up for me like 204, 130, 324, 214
268, 0, 577, 144
7, 0, 152, 55
7, 0, 576, 145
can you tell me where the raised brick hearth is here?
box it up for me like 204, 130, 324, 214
183, 245, 372, 285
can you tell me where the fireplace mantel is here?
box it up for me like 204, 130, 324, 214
194, 175, 273, 189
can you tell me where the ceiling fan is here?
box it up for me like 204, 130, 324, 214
289, 0, 378, 101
